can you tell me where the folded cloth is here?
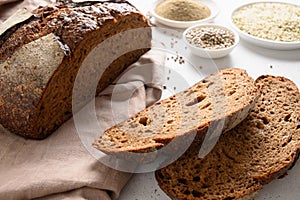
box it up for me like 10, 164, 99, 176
0, 0, 20, 6
0, 2, 164, 198
0, 0, 53, 22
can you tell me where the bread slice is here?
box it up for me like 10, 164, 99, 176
0, 1, 151, 139
155, 75, 300, 200
93, 68, 259, 155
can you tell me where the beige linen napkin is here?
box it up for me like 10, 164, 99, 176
0, 0, 53, 22
0, 1, 164, 199
0, 0, 18, 6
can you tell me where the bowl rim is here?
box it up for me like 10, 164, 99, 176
230, 1, 300, 46
182, 23, 240, 52
150, 0, 220, 27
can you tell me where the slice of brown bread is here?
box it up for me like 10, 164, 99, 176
93, 68, 259, 155
0, 1, 151, 139
155, 75, 300, 200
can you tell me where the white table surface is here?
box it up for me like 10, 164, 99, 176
119, 0, 300, 199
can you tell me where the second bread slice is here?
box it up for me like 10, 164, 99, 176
93, 68, 259, 154
155, 75, 300, 200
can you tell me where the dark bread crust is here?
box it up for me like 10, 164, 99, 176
0, 1, 151, 139
155, 75, 300, 200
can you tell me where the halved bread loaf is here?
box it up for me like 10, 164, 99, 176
155, 75, 300, 200
93, 68, 259, 155
0, 1, 151, 139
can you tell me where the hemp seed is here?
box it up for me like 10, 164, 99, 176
185, 26, 235, 49
232, 2, 300, 42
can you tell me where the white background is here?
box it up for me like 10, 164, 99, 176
120, 0, 300, 199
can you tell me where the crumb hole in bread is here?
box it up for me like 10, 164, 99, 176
229, 90, 236, 96
284, 114, 291, 122
167, 119, 174, 124
120, 139, 128, 143
201, 184, 209, 189
224, 197, 234, 200
183, 189, 190, 195
282, 136, 293, 147
178, 178, 187, 184
186, 95, 206, 106
157, 172, 164, 179
261, 116, 270, 125
287, 87, 293, 91
197, 95, 206, 102
193, 176, 200, 182
297, 125, 300, 129
139, 117, 150, 126
170, 96, 176, 100
192, 190, 201, 197
201, 102, 211, 109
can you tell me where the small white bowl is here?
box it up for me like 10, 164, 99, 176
150, 0, 219, 29
183, 24, 240, 59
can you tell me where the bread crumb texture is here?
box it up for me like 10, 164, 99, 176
155, 75, 300, 200
93, 68, 259, 154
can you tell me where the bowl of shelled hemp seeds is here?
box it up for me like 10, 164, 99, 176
231, 1, 300, 50
150, 0, 219, 28
183, 24, 240, 58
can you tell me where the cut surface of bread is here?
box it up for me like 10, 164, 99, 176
155, 75, 300, 200
93, 68, 259, 154
0, 1, 151, 139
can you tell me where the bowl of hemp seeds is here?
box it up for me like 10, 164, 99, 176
183, 24, 239, 58
231, 1, 300, 50
150, 0, 219, 28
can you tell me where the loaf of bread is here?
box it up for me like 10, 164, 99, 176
93, 68, 259, 155
0, 1, 151, 139
155, 75, 300, 200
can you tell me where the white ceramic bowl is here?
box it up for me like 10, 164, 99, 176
183, 24, 240, 59
150, 0, 219, 29
230, 1, 300, 50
